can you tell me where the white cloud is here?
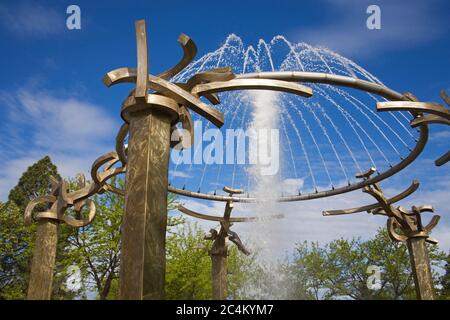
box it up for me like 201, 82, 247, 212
0, 87, 119, 200
0, 2, 64, 37
292, 0, 447, 57
430, 129, 450, 141
169, 170, 192, 179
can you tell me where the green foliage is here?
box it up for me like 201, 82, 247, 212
289, 228, 445, 300
0, 156, 69, 299
8, 156, 60, 211
61, 187, 182, 300
1, 160, 447, 300
166, 222, 212, 299
439, 251, 450, 299
165, 220, 256, 300
62, 177, 124, 300
0, 201, 33, 299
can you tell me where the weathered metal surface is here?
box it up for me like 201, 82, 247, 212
435, 150, 450, 167
120, 109, 171, 299
211, 251, 227, 300
22, 18, 450, 301
116, 123, 129, 165
178, 205, 283, 222
26, 219, 58, 300
410, 114, 450, 128
157, 33, 197, 80
191, 78, 313, 97
102, 20, 233, 300
24, 151, 125, 299
237, 72, 407, 101
407, 238, 435, 300
104, 67, 225, 127
377, 101, 450, 119
378, 91, 450, 167
170, 73, 450, 201
135, 20, 149, 103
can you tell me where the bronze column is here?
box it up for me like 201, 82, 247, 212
24, 174, 98, 300
210, 238, 227, 300
103, 19, 226, 299
118, 20, 175, 299
120, 108, 171, 299
407, 237, 434, 300
27, 219, 58, 299
179, 187, 255, 300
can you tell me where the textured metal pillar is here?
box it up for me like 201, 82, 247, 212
120, 109, 171, 300
27, 219, 58, 300
211, 253, 227, 300
407, 237, 434, 300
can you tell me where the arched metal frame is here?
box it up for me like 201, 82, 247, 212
168, 71, 429, 203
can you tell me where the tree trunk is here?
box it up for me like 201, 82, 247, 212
99, 273, 114, 300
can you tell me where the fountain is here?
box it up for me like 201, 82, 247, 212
22, 20, 450, 300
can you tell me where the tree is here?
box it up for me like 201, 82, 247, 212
289, 228, 445, 300
0, 156, 77, 299
63, 178, 124, 300
165, 219, 258, 300
0, 201, 32, 299
62, 185, 181, 300
8, 156, 60, 211
165, 221, 212, 299
289, 241, 330, 300
440, 251, 450, 299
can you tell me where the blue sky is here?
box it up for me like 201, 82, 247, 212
0, 0, 449, 257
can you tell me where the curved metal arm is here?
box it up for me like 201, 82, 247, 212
377, 101, 450, 119
116, 123, 129, 165
410, 114, 450, 128
435, 151, 450, 167
134, 20, 148, 103
24, 151, 125, 228
322, 180, 419, 216
191, 78, 313, 98
440, 90, 450, 106
177, 204, 283, 222
103, 67, 224, 127
157, 33, 197, 80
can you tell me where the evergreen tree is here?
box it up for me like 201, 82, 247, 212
8, 156, 60, 210
0, 156, 77, 299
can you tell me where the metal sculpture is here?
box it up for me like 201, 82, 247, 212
24, 151, 125, 299
168, 73, 432, 202
178, 186, 282, 299
323, 167, 440, 300
23, 18, 449, 300
102, 20, 235, 299
377, 90, 450, 166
